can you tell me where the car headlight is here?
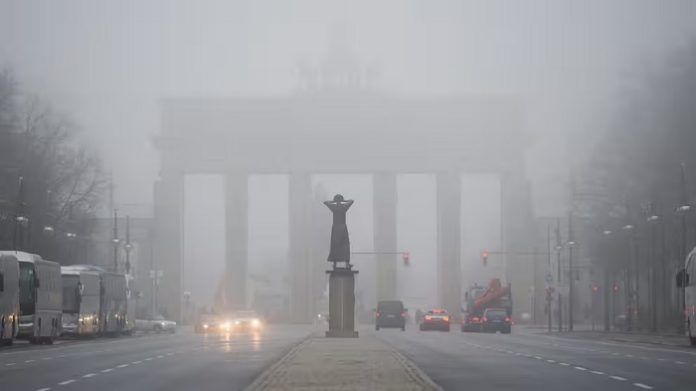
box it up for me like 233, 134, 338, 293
234, 320, 241, 326
222, 322, 230, 329
203, 324, 209, 329
251, 318, 261, 327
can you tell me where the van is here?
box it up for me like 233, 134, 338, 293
375, 300, 406, 331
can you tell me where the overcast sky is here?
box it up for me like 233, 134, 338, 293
2, 0, 695, 307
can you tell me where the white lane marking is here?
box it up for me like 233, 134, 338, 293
657, 358, 666, 361
57, 380, 75, 385
574, 366, 587, 371
25, 359, 36, 363
559, 362, 570, 366
633, 383, 653, 389
610, 376, 627, 381
82, 373, 97, 378
116, 364, 129, 368
131, 361, 142, 364
101, 368, 113, 373
675, 361, 685, 364
534, 356, 543, 360
547, 359, 556, 363
590, 371, 605, 375
6, 362, 16, 366
157, 355, 164, 358
36, 388, 51, 391
166, 352, 174, 356
624, 354, 634, 358
612, 352, 620, 356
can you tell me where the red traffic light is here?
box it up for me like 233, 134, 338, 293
591, 285, 599, 293
482, 250, 489, 266
402, 252, 410, 266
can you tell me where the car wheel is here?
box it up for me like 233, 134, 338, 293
375, 325, 380, 331
401, 325, 405, 331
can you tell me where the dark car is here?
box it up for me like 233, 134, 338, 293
419, 309, 450, 332
481, 308, 512, 334
194, 314, 220, 334
375, 300, 406, 331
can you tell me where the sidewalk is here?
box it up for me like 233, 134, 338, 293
245, 333, 441, 391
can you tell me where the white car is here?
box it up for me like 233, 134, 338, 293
135, 314, 176, 333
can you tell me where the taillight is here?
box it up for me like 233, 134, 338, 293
472, 317, 480, 322
376, 312, 380, 317
424, 315, 433, 321
401, 312, 406, 318
443, 316, 450, 322
504, 316, 511, 323
482, 317, 488, 322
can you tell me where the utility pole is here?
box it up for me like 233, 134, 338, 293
125, 215, 132, 275
677, 162, 690, 334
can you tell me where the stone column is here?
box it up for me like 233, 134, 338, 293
373, 172, 398, 301
289, 172, 312, 322
436, 172, 462, 322
225, 172, 248, 310
153, 173, 184, 322
499, 168, 533, 319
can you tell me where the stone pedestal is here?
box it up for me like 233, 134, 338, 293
325, 268, 359, 338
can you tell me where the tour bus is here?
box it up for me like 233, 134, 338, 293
0, 251, 62, 344
678, 246, 696, 346
0, 254, 20, 345
69, 265, 129, 336
60, 266, 101, 337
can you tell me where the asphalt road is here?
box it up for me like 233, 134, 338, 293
0, 326, 310, 391
375, 325, 696, 391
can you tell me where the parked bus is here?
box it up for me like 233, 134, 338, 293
678, 246, 696, 346
0, 254, 20, 345
69, 265, 128, 336
0, 251, 62, 344
61, 266, 101, 337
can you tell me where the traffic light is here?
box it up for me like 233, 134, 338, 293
402, 252, 410, 266
612, 283, 620, 293
482, 250, 489, 266
591, 284, 599, 293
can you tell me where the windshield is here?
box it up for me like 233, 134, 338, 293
62, 275, 80, 313
18, 262, 35, 315
377, 301, 403, 313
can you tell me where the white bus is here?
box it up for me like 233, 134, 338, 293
678, 246, 696, 346
0, 254, 20, 345
61, 266, 101, 336
0, 251, 62, 344
68, 265, 129, 336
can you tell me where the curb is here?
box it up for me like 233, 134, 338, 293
391, 349, 444, 391
243, 334, 313, 391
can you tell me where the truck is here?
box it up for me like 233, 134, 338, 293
0, 254, 20, 345
60, 266, 101, 336
461, 278, 512, 332
1, 251, 63, 344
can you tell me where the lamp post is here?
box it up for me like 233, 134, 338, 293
112, 209, 119, 272
621, 221, 635, 331
567, 212, 576, 332
602, 229, 613, 331
124, 215, 132, 275
646, 208, 660, 332
555, 217, 563, 332
677, 162, 691, 334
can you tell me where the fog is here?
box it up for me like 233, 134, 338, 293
2, 0, 695, 314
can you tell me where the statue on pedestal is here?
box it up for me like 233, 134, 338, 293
323, 194, 354, 268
